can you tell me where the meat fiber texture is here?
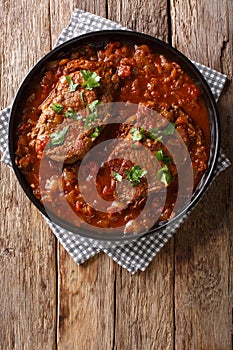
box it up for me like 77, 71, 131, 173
32, 60, 119, 164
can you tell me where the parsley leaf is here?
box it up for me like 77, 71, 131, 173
155, 149, 171, 163
81, 70, 101, 90
90, 126, 103, 138
88, 99, 100, 112
125, 165, 147, 186
47, 125, 70, 149
65, 107, 83, 120
50, 103, 64, 114
130, 127, 145, 141
157, 165, 173, 187
80, 92, 84, 101
147, 128, 163, 142
65, 76, 79, 92
84, 112, 98, 129
112, 172, 123, 182
84, 100, 100, 129
163, 122, 176, 135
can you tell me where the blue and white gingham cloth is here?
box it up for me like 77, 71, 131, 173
0, 9, 230, 274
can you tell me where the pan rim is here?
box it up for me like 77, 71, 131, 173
8, 29, 220, 243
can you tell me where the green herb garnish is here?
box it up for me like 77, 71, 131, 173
155, 149, 171, 163
50, 103, 64, 114
146, 123, 176, 141
47, 125, 70, 149
130, 127, 145, 141
65, 76, 79, 92
157, 165, 173, 187
65, 107, 83, 120
90, 126, 103, 138
84, 112, 98, 129
163, 122, 176, 135
88, 99, 100, 112
81, 70, 101, 90
80, 92, 84, 101
112, 172, 123, 182
84, 100, 100, 129
147, 128, 163, 142
125, 165, 147, 186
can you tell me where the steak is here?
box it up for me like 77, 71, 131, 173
32, 61, 119, 163
105, 139, 164, 210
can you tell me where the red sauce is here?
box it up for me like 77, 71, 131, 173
15, 42, 210, 234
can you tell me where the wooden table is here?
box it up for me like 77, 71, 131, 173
0, 1, 232, 349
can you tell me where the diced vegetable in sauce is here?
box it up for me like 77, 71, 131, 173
15, 42, 209, 233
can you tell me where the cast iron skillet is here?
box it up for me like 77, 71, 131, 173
8, 30, 220, 244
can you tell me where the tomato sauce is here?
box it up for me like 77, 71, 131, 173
15, 42, 210, 234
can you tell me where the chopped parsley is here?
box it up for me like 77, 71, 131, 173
146, 123, 176, 141
157, 165, 173, 187
130, 127, 145, 141
88, 99, 100, 112
65, 107, 83, 120
84, 112, 98, 129
155, 149, 171, 163
147, 128, 163, 142
125, 165, 147, 186
47, 125, 70, 149
80, 92, 84, 101
112, 172, 123, 182
50, 103, 64, 114
64, 100, 101, 129
81, 70, 101, 90
90, 126, 103, 138
65, 76, 79, 92
84, 100, 100, 129
163, 122, 176, 135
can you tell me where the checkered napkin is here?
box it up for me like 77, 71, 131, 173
0, 9, 231, 274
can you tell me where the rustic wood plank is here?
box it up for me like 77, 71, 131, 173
49, 0, 107, 47
58, 249, 115, 349
0, 1, 57, 349
113, 241, 175, 350
107, 1, 175, 349
217, 8, 233, 345
108, 0, 169, 41
1, 1, 231, 349
49, 2, 116, 349
171, 0, 232, 348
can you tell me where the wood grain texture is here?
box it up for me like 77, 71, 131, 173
170, 0, 230, 69
171, 0, 233, 348
58, 250, 115, 350
49, 2, 116, 350
108, 2, 175, 349
108, 0, 169, 41
49, 0, 107, 47
0, 1, 57, 349
0, 0, 232, 349
114, 241, 174, 350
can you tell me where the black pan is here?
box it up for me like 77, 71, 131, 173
8, 30, 220, 244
